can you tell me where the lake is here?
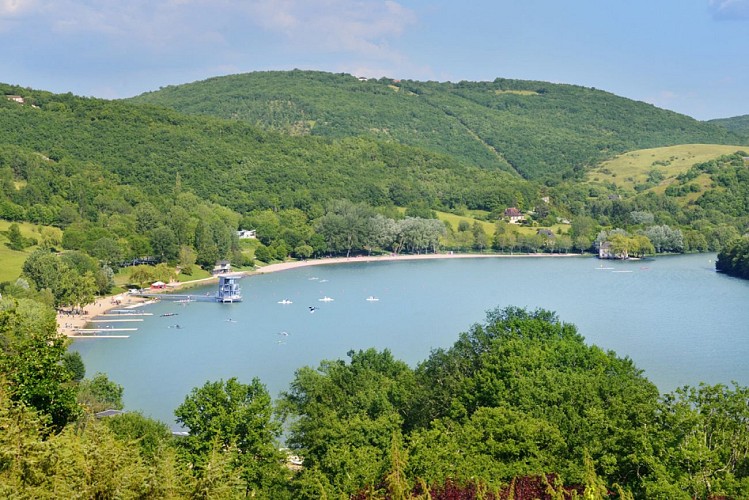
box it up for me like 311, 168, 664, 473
71, 253, 749, 428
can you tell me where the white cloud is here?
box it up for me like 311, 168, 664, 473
0, 0, 37, 16
2, 0, 417, 60
0, 0, 423, 96
709, 0, 749, 20
245, 0, 417, 60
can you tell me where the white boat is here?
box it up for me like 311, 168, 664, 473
278, 299, 293, 304
318, 296, 334, 302
365, 296, 379, 302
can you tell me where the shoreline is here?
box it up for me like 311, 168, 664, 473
249, 251, 584, 275
60, 251, 586, 338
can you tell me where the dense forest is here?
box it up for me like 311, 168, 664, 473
709, 114, 749, 137
130, 70, 744, 180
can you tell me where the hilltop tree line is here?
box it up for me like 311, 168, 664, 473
130, 70, 745, 180
3, 291, 749, 498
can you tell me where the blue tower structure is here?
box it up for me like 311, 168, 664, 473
217, 274, 242, 303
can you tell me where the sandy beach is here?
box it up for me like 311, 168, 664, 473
59, 252, 581, 337
57, 292, 151, 337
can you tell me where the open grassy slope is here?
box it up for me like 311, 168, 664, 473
586, 144, 747, 194
129, 70, 746, 180
0, 220, 54, 282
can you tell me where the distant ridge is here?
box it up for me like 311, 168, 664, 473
709, 114, 749, 138
129, 70, 745, 180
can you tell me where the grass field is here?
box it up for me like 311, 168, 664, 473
435, 211, 569, 238
436, 210, 496, 234
0, 246, 31, 282
0, 220, 54, 282
587, 144, 746, 192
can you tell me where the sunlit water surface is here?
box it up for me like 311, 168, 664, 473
71, 254, 749, 427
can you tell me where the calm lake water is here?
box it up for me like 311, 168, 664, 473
71, 253, 749, 428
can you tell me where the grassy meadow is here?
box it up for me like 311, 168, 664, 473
586, 144, 746, 193
435, 210, 569, 241
0, 220, 57, 282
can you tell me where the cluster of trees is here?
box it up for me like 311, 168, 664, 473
278, 307, 749, 498
490, 222, 573, 254
19, 249, 113, 308
716, 236, 749, 279
591, 224, 689, 259
315, 200, 446, 257
2, 222, 37, 250
3, 276, 749, 498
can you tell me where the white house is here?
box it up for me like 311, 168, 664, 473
237, 229, 256, 239
503, 207, 525, 224
598, 241, 628, 260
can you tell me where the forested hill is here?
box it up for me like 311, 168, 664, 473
129, 70, 745, 180
709, 114, 749, 137
0, 84, 531, 217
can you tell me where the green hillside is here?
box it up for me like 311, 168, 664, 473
0, 84, 530, 219
130, 70, 745, 180
709, 114, 749, 137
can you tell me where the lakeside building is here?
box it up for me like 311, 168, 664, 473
217, 274, 242, 303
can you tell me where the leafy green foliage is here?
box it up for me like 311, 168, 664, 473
76, 373, 124, 413
277, 306, 749, 497
62, 351, 85, 382
280, 348, 417, 495
21, 249, 102, 307
0, 297, 79, 431
130, 70, 745, 180
709, 114, 749, 137
0, 384, 186, 498
716, 236, 749, 279
645, 384, 749, 498
175, 377, 288, 496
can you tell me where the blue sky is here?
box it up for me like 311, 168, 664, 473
1, 0, 747, 120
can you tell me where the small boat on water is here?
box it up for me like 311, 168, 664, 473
278, 299, 293, 305
365, 296, 379, 302
160, 312, 178, 317
318, 296, 334, 302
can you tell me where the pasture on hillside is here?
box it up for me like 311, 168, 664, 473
0, 220, 55, 282
586, 144, 745, 193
